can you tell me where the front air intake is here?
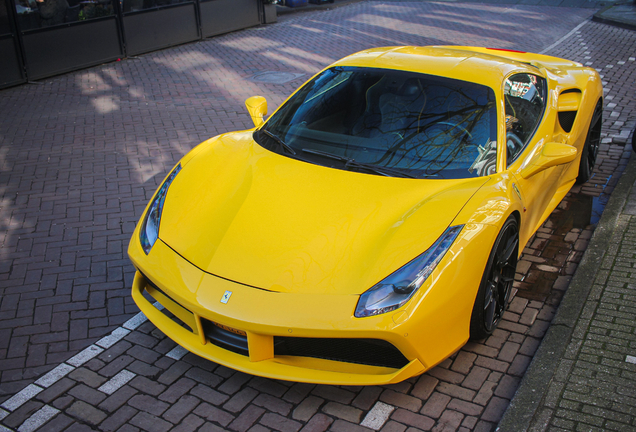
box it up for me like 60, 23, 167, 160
274, 337, 409, 369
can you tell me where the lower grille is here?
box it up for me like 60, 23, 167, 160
274, 337, 409, 369
201, 319, 249, 356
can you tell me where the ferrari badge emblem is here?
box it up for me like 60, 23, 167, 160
221, 291, 232, 304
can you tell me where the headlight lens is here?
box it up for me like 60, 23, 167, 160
354, 225, 464, 318
139, 164, 182, 254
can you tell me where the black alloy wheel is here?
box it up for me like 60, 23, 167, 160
469, 215, 519, 340
576, 101, 602, 184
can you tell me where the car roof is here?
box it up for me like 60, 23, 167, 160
332, 46, 545, 91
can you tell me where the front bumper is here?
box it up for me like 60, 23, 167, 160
129, 223, 497, 385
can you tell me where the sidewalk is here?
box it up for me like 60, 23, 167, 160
499, 152, 636, 431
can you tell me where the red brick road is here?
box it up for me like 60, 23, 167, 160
1, 2, 635, 431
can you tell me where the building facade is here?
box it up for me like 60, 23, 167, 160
0, 0, 264, 89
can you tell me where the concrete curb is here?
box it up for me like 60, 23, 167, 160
496, 152, 636, 432
592, 2, 636, 31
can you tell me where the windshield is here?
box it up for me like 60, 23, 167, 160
255, 66, 498, 179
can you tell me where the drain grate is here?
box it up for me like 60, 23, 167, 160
249, 71, 305, 84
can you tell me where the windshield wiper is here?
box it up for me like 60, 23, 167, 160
260, 129, 296, 155
301, 148, 416, 178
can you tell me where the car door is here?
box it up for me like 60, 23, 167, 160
502, 73, 563, 247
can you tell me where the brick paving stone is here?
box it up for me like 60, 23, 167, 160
170, 414, 205, 432
162, 394, 200, 424
427, 367, 465, 385
420, 393, 452, 419
322, 401, 363, 423
473, 382, 497, 407
411, 375, 439, 401
497, 342, 521, 363
98, 405, 138, 432
129, 411, 172, 432
493, 375, 520, 400
299, 413, 333, 432
185, 367, 224, 388
379, 421, 407, 432
451, 352, 477, 375
128, 376, 166, 396
68, 383, 107, 405
68, 367, 108, 388
310, 386, 355, 405
447, 399, 483, 417
41, 412, 75, 432
431, 410, 464, 432
293, 396, 325, 422
66, 400, 107, 425
197, 421, 225, 432
283, 383, 315, 405
250, 377, 289, 398
229, 405, 266, 432
253, 393, 293, 416
352, 387, 382, 411
391, 409, 435, 430
128, 394, 169, 416
158, 377, 196, 403
480, 397, 508, 423
218, 372, 252, 395
462, 367, 490, 391
157, 361, 191, 385
329, 419, 373, 432
98, 385, 138, 413
35, 378, 76, 404
225, 387, 260, 413
193, 402, 236, 427
259, 412, 302, 432
379, 389, 422, 412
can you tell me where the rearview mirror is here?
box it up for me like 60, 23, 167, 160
520, 142, 578, 179
246, 96, 267, 128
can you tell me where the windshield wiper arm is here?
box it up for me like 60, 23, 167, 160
261, 129, 296, 155
301, 148, 416, 178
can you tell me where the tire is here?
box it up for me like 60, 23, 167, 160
576, 101, 602, 184
469, 215, 519, 340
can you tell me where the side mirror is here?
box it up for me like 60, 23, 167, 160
520, 142, 578, 179
245, 96, 267, 128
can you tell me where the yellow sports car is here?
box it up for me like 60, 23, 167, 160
128, 46, 602, 385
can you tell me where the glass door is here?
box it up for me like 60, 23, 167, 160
199, 0, 259, 38
0, 0, 26, 88
12, 0, 123, 80
121, 0, 199, 56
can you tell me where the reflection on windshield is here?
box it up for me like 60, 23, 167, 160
258, 66, 498, 179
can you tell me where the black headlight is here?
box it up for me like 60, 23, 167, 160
139, 164, 181, 254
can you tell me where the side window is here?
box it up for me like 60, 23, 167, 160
504, 73, 546, 165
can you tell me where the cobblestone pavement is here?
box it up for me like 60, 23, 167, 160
532, 168, 636, 431
0, 1, 635, 431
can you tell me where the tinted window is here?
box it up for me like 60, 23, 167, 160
1, 0, 11, 34
14, 0, 114, 31
258, 67, 498, 179
504, 73, 547, 165
122, 0, 190, 13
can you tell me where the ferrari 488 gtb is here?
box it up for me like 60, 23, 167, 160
128, 46, 602, 385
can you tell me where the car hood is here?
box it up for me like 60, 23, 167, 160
159, 131, 488, 295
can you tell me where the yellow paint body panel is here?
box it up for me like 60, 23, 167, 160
129, 46, 603, 384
